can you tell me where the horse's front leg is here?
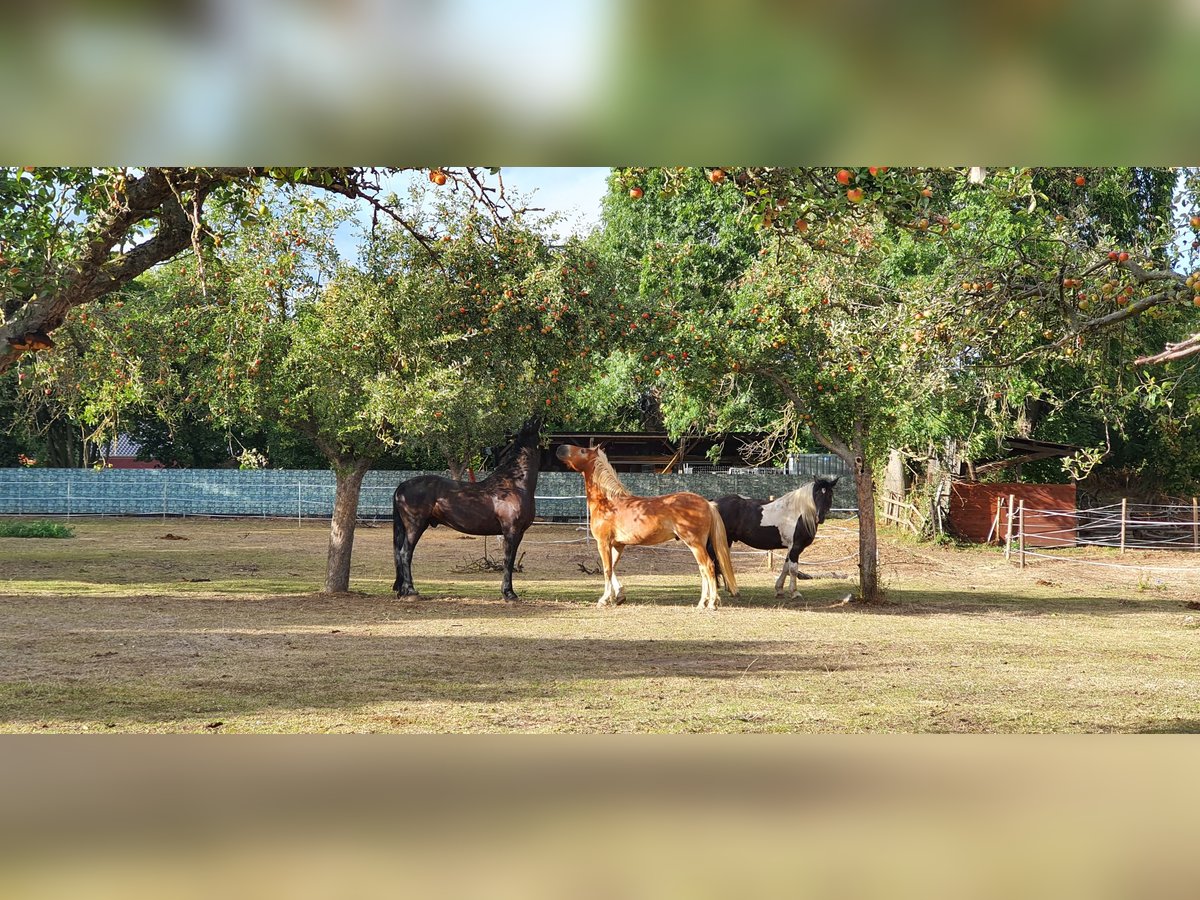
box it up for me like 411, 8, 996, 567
596, 536, 616, 607
774, 558, 790, 598
500, 529, 523, 602
609, 544, 626, 604
785, 555, 804, 601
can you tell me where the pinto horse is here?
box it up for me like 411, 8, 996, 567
392, 416, 542, 601
712, 475, 838, 599
556, 443, 739, 609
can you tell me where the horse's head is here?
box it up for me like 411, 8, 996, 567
517, 415, 543, 446
813, 475, 839, 524
556, 443, 596, 473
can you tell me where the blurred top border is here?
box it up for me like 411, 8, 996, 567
1, 0, 1197, 163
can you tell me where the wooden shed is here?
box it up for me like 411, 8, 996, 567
948, 482, 1077, 547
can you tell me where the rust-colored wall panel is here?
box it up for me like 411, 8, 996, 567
949, 483, 1076, 547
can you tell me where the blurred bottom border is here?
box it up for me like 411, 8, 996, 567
2, 735, 1198, 900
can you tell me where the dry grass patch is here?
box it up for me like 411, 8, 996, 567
1, 516, 1198, 733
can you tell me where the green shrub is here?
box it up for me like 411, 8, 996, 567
0, 520, 75, 538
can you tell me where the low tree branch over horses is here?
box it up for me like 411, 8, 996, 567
711, 476, 839, 599
556, 443, 739, 609
393, 416, 543, 601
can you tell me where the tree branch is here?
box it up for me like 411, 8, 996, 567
1136, 332, 1200, 365
759, 369, 853, 461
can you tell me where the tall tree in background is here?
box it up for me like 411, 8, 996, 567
0, 166, 516, 373
15, 185, 615, 592
602, 166, 1197, 600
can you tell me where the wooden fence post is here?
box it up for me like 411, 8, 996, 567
1018, 500, 1026, 570
767, 495, 776, 569
1193, 497, 1198, 552
1004, 494, 1015, 561
1119, 497, 1127, 555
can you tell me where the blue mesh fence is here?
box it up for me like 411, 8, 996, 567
0, 466, 857, 522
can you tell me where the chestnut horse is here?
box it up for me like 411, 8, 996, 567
556, 443, 739, 609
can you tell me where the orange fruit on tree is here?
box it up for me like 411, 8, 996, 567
836, 169, 852, 185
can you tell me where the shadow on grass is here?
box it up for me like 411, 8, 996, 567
0, 633, 863, 726
1136, 719, 1200, 734
880, 586, 1182, 617
515, 582, 1182, 617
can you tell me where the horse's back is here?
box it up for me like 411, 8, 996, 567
597, 490, 713, 546
713, 494, 783, 549
394, 473, 457, 506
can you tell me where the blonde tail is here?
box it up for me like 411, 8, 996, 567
708, 502, 739, 597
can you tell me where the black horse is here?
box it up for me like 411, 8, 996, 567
711, 475, 839, 598
392, 416, 542, 601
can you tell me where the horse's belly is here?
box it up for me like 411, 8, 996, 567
432, 499, 502, 535
745, 524, 787, 550
613, 521, 676, 545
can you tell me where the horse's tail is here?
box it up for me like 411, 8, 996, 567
708, 502, 739, 598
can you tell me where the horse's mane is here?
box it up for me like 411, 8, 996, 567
490, 433, 523, 473
485, 418, 539, 478
588, 448, 632, 499
761, 479, 819, 532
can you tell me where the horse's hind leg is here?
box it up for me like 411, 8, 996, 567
396, 521, 427, 597
393, 506, 409, 594
686, 540, 719, 610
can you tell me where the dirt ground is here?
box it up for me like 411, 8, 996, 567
1, 515, 1198, 733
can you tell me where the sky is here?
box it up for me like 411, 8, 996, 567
502, 167, 611, 236
333, 166, 610, 259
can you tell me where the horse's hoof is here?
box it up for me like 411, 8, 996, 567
502, 592, 520, 603
396, 591, 421, 600
774, 590, 786, 599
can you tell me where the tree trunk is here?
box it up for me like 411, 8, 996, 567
324, 458, 372, 593
853, 450, 882, 602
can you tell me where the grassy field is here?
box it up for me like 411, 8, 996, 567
1, 515, 1198, 733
